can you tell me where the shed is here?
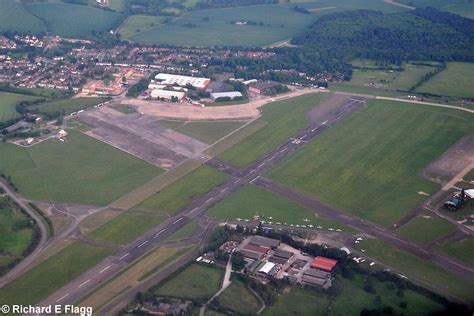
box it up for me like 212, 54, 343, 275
249, 236, 280, 249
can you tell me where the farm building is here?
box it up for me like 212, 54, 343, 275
244, 244, 269, 255
240, 249, 263, 260
210, 91, 243, 100
310, 256, 338, 272
258, 262, 276, 275
150, 89, 185, 102
248, 235, 280, 249
248, 81, 282, 94
155, 73, 210, 90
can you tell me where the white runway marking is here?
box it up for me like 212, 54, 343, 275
56, 293, 69, 303
119, 253, 130, 260
138, 240, 148, 248
78, 279, 90, 288
99, 265, 111, 274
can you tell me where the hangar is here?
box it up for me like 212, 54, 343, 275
155, 73, 210, 90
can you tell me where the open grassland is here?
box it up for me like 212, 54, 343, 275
0, 92, 39, 123
208, 185, 351, 230
153, 264, 224, 301
358, 238, 474, 302
219, 93, 328, 167
158, 120, 245, 144
87, 211, 165, 245
165, 220, 199, 242
108, 0, 126, 12
0, 0, 46, 33
0, 197, 35, 271
291, 0, 406, 13
25, 3, 123, 37
436, 238, 474, 267
216, 279, 261, 314
34, 97, 107, 116
0, 130, 163, 206
129, 5, 315, 47
0, 241, 115, 306
395, 213, 457, 245
118, 15, 170, 39
136, 165, 228, 214
268, 100, 474, 226
398, 0, 474, 19
416, 62, 474, 98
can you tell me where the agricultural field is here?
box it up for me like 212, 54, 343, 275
398, 0, 474, 19
118, 15, 170, 39
0, 92, 39, 123
207, 185, 351, 230
416, 62, 474, 98
219, 93, 328, 167
215, 279, 261, 314
153, 264, 224, 301
0, 0, 46, 34
0, 130, 163, 206
0, 196, 36, 273
136, 165, 228, 214
268, 100, 474, 226
129, 5, 316, 47
0, 241, 115, 306
395, 212, 457, 246
436, 238, 474, 267
157, 119, 245, 144
34, 97, 108, 116
25, 3, 123, 37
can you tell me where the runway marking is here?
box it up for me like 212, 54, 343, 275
220, 188, 228, 193
250, 176, 260, 183
300, 135, 307, 140
56, 293, 69, 303
173, 218, 183, 224
321, 120, 328, 125
155, 229, 167, 237
349, 98, 366, 103
233, 179, 240, 184
269, 156, 275, 161
119, 253, 130, 260
257, 163, 265, 168
250, 169, 257, 173
99, 265, 111, 274
190, 208, 199, 214
78, 279, 90, 288
279, 148, 288, 153
138, 240, 149, 248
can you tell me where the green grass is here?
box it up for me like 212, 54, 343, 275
25, 3, 123, 37
165, 219, 199, 241
329, 83, 408, 97
129, 5, 316, 47
111, 104, 136, 114
0, 92, 39, 123
0, 0, 46, 33
219, 93, 328, 167
436, 237, 474, 267
208, 185, 350, 230
136, 165, 228, 214
118, 15, 169, 39
268, 100, 474, 226
108, 0, 125, 12
0, 241, 115, 306
34, 97, 107, 116
87, 212, 165, 245
396, 213, 457, 245
263, 287, 330, 315
358, 238, 474, 302
153, 264, 224, 301
416, 62, 474, 98
159, 120, 245, 144
398, 0, 474, 19
0, 129, 163, 206
216, 279, 261, 314
290, 0, 406, 13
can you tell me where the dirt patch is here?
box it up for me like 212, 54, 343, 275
308, 6, 337, 12
383, 0, 415, 10
306, 93, 369, 123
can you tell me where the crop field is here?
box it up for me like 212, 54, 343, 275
0, 197, 35, 271
0, 241, 115, 306
219, 93, 328, 167
118, 15, 170, 39
157, 119, 245, 144
395, 212, 457, 245
0, 0, 46, 33
129, 5, 316, 47
0, 130, 163, 206
208, 185, 351, 230
25, 3, 123, 37
358, 238, 474, 302
416, 62, 474, 98
34, 97, 107, 116
136, 165, 228, 214
268, 100, 474, 226
216, 279, 261, 314
153, 264, 224, 301
0, 92, 39, 123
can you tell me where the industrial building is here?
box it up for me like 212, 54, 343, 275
310, 256, 338, 272
150, 89, 185, 102
154, 73, 210, 90
248, 81, 282, 95
248, 235, 280, 249
210, 91, 243, 100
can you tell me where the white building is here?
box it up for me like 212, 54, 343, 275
210, 91, 243, 100
150, 89, 185, 102
155, 73, 210, 90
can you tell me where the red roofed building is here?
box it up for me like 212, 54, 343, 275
310, 256, 338, 272
244, 244, 269, 255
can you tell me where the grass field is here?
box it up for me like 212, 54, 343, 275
208, 185, 351, 230
0, 241, 115, 306
396, 212, 457, 245
290, 0, 406, 13
215, 279, 261, 314
34, 97, 108, 116
416, 62, 474, 98
219, 93, 328, 167
358, 238, 474, 302
268, 100, 474, 226
398, 0, 474, 19
136, 165, 228, 214
165, 219, 199, 242
0, 129, 163, 206
157, 119, 245, 144
118, 15, 170, 39
129, 5, 315, 47
0, 92, 39, 123
0, 196, 35, 271
25, 3, 123, 37
0, 0, 46, 33
436, 237, 474, 267
153, 264, 224, 301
